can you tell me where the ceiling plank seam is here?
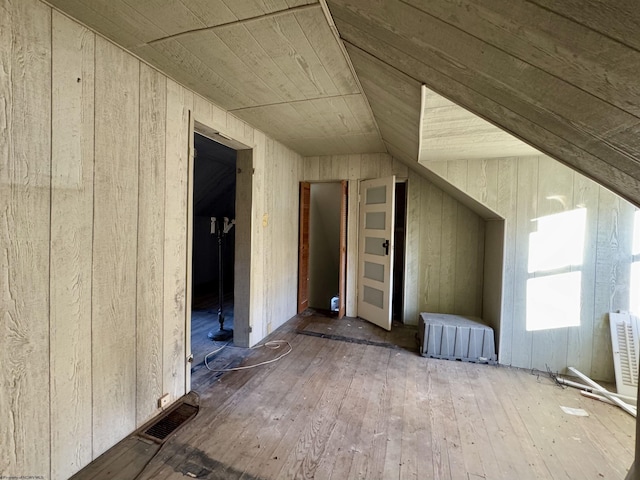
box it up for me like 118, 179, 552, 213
319, 0, 387, 154
147, 3, 321, 46
230, 93, 365, 112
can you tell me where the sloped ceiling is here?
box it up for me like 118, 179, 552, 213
327, 0, 640, 206
47, 0, 640, 206
420, 86, 540, 162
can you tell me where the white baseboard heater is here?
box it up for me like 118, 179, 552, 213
418, 313, 497, 364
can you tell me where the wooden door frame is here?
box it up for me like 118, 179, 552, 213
298, 182, 311, 313
298, 181, 348, 317
185, 112, 195, 392
186, 119, 253, 392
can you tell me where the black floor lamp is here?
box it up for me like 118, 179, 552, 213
208, 216, 235, 342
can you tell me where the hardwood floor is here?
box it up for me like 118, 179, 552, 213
76, 312, 635, 479
189, 292, 260, 395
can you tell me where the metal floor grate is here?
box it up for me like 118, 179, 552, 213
141, 403, 198, 444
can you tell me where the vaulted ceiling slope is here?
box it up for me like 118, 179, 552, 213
420, 87, 540, 162
48, 0, 640, 207
326, 0, 640, 206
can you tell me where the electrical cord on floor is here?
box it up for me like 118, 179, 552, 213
203, 341, 231, 368
204, 340, 292, 372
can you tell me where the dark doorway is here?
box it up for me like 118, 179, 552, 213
392, 181, 407, 322
190, 133, 237, 371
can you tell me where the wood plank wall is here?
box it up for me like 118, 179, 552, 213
426, 156, 636, 381
50, 11, 94, 476
261, 137, 303, 336
1, 1, 51, 477
405, 170, 486, 322
92, 33, 140, 458
303, 154, 486, 325
136, 64, 166, 429
1, 1, 303, 478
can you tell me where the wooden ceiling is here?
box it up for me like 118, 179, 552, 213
327, 0, 640, 206
47, 0, 384, 156
48, 0, 640, 206
420, 87, 540, 162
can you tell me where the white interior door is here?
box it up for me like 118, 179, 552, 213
358, 176, 395, 330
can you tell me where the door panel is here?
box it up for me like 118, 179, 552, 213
298, 182, 310, 313
358, 176, 395, 330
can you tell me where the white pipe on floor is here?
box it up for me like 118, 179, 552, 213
580, 390, 616, 405
568, 367, 636, 417
557, 376, 637, 405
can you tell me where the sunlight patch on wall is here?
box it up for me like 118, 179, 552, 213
528, 208, 586, 273
526, 272, 582, 331
631, 263, 640, 315
526, 208, 586, 331
633, 210, 640, 256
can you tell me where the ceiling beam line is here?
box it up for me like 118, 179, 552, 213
319, 0, 386, 153
147, 3, 321, 46
229, 93, 365, 112
417, 84, 426, 163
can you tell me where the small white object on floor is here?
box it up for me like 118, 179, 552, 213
330, 296, 339, 311
560, 406, 589, 417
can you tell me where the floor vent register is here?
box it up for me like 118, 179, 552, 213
140, 403, 199, 444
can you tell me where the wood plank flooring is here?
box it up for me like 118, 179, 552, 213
75, 312, 635, 480
190, 293, 248, 393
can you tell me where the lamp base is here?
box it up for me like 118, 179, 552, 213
208, 328, 233, 342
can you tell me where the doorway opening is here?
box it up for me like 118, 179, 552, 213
190, 133, 237, 381
309, 182, 342, 314
299, 182, 347, 317
392, 181, 407, 323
